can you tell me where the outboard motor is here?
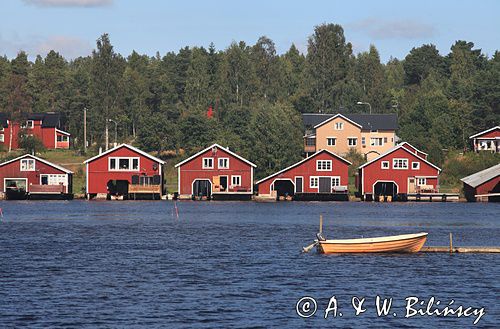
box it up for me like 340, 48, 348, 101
316, 232, 326, 241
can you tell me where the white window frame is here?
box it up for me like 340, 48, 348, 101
26, 120, 34, 129
334, 122, 344, 130
218, 157, 229, 169
381, 161, 389, 169
57, 135, 69, 142
393, 158, 408, 169
310, 176, 318, 188
417, 177, 426, 186
347, 137, 357, 147
331, 176, 340, 187
370, 137, 384, 146
412, 161, 420, 170
20, 159, 35, 171
108, 157, 140, 171
202, 157, 214, 169
326, 137, 336, 146
231, 175, 241, 187
361, 137, 366, 145
0, 134, 4, 142
316, 160, 332, 171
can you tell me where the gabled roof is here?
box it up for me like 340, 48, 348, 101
469, 126, 500, 139
255, 149, 352, 185
0, 154, 73, 174
460, 163, 500, 188
84, 144, 165, 164
55, 128, 71, 136
398, 142, 428, 156
175, 143, 256, 168
313, 113, 362, 129
358, 143, 441, 172
303, 113, 398, 131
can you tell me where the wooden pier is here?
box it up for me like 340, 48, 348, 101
406, 193, 460, 202
421, 246, 500, 253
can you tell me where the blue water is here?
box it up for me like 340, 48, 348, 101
0, 201, 498, 328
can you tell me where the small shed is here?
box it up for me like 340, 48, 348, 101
175, 144, 256, 200
0, 154, 73, 200
256, 149, 351, 201
461, 163, 500, 202
357, 143, 441, 201
84, 144, 165, 200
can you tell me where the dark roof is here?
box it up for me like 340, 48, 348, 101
302, 113, 398, 130
27, 112, 61, 128
0, 113, 8, 128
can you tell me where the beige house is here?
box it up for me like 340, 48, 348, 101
303, 113, 398, 161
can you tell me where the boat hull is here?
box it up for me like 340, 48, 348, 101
318, 233, 428, 254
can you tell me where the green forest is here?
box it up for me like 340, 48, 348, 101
0, 23, 499, 179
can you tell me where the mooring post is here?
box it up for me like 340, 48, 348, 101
319, 214, 323, 234
449, 232, 453, 253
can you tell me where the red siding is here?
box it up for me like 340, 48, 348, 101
0, 120, 69, 150
257, 151, 349, 195
475, 176, 500, 195
178, 147, 253, 195
360, 147, 440, 195
476, 128, 500, 139
0, 156, 69, 192
400, 143, 427, 160
86, 146, 162, 194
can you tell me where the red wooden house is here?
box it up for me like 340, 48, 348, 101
469, 126, 500, 153
175, 144, 256, 200
357, 143, 441, 201
0, 112, 70, 150
0, 154, 73, 200
461, 163, 500, 202
397, 142, 428, 159
84, 144, 165, 200
256, 149, 351, 201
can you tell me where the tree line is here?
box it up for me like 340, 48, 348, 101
0, 23, 498, 177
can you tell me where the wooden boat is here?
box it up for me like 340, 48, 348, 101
317, 232, 428, 254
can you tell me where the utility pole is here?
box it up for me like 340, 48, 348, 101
105, 118, 109, 151
83, 107, 87, 153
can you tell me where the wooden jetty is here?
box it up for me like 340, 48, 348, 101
406, 193, 460, 202
421, 233, 500, 253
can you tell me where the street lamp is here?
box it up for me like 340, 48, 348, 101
108, 119, 118, 146
356, 101, 372, 114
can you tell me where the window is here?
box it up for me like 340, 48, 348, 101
109, 157, 140, 171
334, 122, 344, 130
231, 175, 241, 186
57, 135, 69, 142
417, 178, 426, 186
393, 158, 408, 169
412, 162, 420, 170
370, 137, 384, 146
26, 120, 34, 129
202, 157, 214, 169
361, 137, 366, 145
331, 177, 340, 187
327, 137, 336, 146
310, 177, 318, 188
20, 159, 35, 171
305, 138, 315, 146
348, 138, 357, 147
316, 160, 332, 171
381, 161, 389, 169
384, 137, 388, 143
0, 126, 4, 132
218, 158, 229, 169
0, 134, 3, 142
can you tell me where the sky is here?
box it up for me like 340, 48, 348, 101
1, 0, 499, 63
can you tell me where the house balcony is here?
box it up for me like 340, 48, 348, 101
128, 184, 162, 194
212, 185, 252, 194
29, 184, 66, 194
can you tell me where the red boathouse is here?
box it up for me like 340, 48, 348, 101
84, 144, 165, 200
461, 163, 500, 202
0, 112, 70, 150
0, 154, 73, 200
255, 149, 351, 201
469, 126, 500, 153
357, 143, 441, 201
175, 144, 256, 200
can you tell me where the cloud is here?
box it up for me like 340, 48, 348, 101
0, 33, 92, 59
36, 36, 92, 58
23, 0, 112, 7
349, 18, 437, 39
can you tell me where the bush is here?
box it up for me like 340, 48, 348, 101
18, 134, 45, 154
440, 151, 500, 188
